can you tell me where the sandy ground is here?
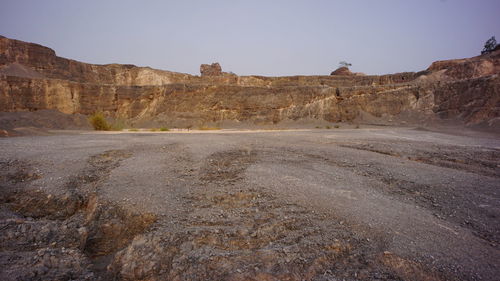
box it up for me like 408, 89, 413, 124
0, 127, 499, 280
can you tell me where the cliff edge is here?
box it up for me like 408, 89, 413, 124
0, 36, 498, 131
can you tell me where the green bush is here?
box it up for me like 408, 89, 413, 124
334, 125, 340, 128
159, 127, 170, 131
88, 112, 111, 131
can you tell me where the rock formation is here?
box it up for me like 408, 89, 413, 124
200, 63, 222, 77
330, 66, 354, 76
0, 35, 499, 130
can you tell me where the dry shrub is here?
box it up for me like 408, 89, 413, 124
88, 112, 111, 131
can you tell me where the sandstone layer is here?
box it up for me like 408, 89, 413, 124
0, 35, 498, 129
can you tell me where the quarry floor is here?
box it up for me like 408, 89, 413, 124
0, 127, 499, 281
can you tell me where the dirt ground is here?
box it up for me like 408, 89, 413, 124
0, 127, 499, 281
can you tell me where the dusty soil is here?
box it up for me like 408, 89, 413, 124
0, 127, 499, 280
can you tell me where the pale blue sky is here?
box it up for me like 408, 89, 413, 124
1, 0, 499, 76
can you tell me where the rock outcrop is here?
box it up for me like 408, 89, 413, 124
0, 36, 498, 130
330, 66, 354, 76
200, 63, 222, 77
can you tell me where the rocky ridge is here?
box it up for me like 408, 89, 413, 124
0, 36, 498, 130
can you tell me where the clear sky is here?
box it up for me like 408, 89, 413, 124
0, 0, 499, 76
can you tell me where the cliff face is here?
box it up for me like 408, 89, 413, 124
0, 36, 498, 129
0, 36, 192, 85
421, 50, 500, 126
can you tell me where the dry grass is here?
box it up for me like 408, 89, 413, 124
88, 112, 111, 131
88, 112, 125, 131
198, 126, 221, 131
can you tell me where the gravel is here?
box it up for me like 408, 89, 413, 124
0, 127, 499, 280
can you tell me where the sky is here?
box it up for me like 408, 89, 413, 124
0, 0, 499, 76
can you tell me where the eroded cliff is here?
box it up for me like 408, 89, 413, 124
0, 35, 498, 129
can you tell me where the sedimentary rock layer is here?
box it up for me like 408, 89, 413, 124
0, 35, 498, 128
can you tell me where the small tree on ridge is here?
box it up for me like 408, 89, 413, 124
481, 36, 498, 55
339, 61, 352, 68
